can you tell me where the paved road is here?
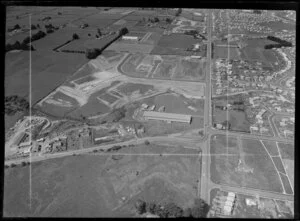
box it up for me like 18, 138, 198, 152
5, 135, 198, 166
199, 9, 213, 202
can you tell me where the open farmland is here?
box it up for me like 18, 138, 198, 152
4, 144, 200, 217
210, 134, 283, 193
151, 33, 205, 56
62, 33, 119, 52
5, 51, 88, 105
107, 41, 154, 53
153, 93, 205, 116
239, 38, 283, 66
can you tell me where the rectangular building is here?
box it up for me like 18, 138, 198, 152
122, 36, 139, 40
143, 111, 192, 124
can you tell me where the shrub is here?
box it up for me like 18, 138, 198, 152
135, 199, 146, 214
14, 24, 21, 29
144, 140, 150, 145
72, 33, 79, 40
11, 163, 16, 167
31, 24, 37, 30
85, 48, 101, 59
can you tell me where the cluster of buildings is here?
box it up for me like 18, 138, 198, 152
225, 10, 281, 34
209, 191, 237, 217
275, 116, 294, 138
249, 108, 271, 135
93, 123, 145, 144
213, 55, 293, 98
43, 136, 67, 153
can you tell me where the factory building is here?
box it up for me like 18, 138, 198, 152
143, 111, 192, 124
122, 36, 139, 40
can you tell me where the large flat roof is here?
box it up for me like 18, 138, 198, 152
143, 111, 191, 122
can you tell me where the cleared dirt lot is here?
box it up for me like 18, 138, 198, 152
4, 144, 200, 217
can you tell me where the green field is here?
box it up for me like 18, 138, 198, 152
279, 173, 293, 195
153, 61, 175, 79
272, 156, 286, 174
62, 33, 119, 52
4, 145, 200, 217
107, 42, 154, 53
153, 93, 205, 116
116, 83, 155, 96
39, 91, 79, 117
99, 93, 119, 104
210, 135, 283, 193
5, 50, 88, 105
173, 58, 206, 81
261, 140, 279, 156
277, 142, 294, 160
214, 46, 240, 60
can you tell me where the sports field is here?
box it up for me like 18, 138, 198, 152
210, 135, 283, 193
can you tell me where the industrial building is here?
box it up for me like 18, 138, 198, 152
122, 36, 139, 40
143, 111, 192, 124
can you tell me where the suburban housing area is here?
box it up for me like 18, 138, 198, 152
4, 6, 295, 218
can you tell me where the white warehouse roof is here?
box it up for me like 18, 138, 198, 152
143, 111, 192, 123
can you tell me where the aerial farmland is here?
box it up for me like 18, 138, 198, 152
4, 6, 295, 219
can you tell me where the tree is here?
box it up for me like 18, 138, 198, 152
183, 208, 192, 217
146, 202, 157, 214
164, 202, 183, 217
14, 24, 21, 29
72, 33, 79, 40
135, 199, 146, 214
85, 48, 101, 59
36, 24, 40, 29
191, 198, 210, 218
175, 8, 182, 17
46, 29, 54, 34
119, 27, 129, 36
154, 17, 159, 22
31, 24, 37, 30
166, 17, 172, 24
97, 28, 102, 36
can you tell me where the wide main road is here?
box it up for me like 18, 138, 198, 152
199, 9, 213, 202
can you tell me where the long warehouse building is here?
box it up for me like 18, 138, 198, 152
143, 111, 192, 124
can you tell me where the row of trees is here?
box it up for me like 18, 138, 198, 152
5, 41, 35, 52
175, 8, 182, 17
8, 24, 21, 32
5, 95, 29, 116
135, 198, 210, 218
264, 35, 292, 49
